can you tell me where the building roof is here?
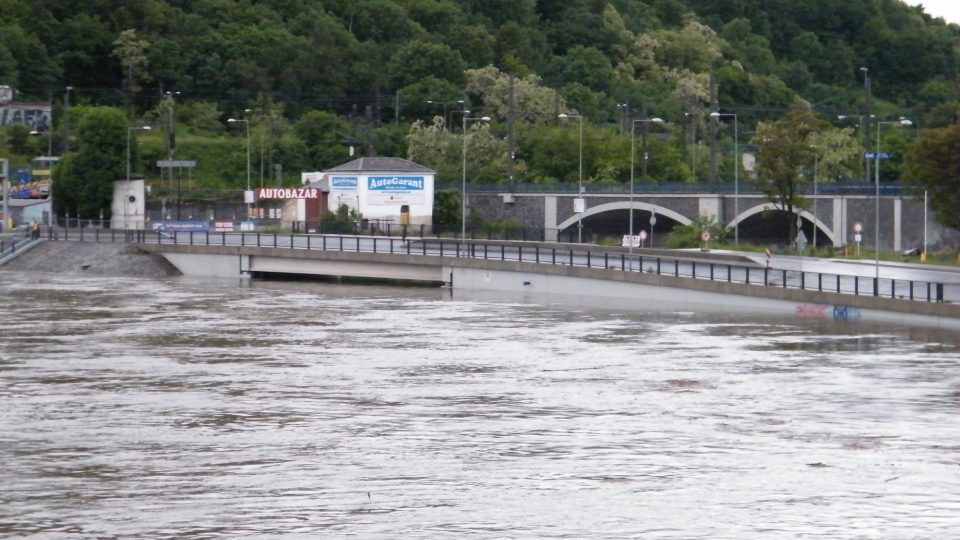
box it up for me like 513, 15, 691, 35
327, 156, 435, 174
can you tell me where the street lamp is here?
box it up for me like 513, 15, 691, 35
629, 117, 664, 254
29, 129, 55, 226
427, 99, 465, 131
461, 114, 491, 241
126, 125, 151, 229
874, 118, 912, 284
228, 117, 251, 220
559, 113, 584, 242
810, 146, 819, 249
710, 112, 739, 245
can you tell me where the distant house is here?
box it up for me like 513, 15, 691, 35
280, 157, 436, 231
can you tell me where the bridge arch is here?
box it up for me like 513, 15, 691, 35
556, 200, 692, 233
729, 203, 838, 246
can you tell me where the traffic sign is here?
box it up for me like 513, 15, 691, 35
853, 222, 863, 233
650, 215, 657, 226
864, 152, 890, 159
701, 230, 710, 242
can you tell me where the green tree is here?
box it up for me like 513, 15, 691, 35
52, 107, 129, 219
111, 29, 151, 110
389, 39, 466, 89
433, 188, 461, 226
902, 124, 960, 230
752, 111, 832, 244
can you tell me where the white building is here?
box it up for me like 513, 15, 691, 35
292, 157, 436, 229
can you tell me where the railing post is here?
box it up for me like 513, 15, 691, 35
764, 267, 769, 286
936, 283, 944, 302
674, 259, 679, 277
621, 254, 625, 271
837, 275, 841, 294
569, 250, 573, 266
604, 253, 608, 269
373, 238, 377, 253
710, 263, 714, 280
339, 236, 343, 252
518, 246, 523, 262
587, 251, 591, 268
536, 246, 540, 263
855, 276, 859, 295
692, 262, 696, 279
909, 281, 914, 301
818, 273, 822, 292
190, 231, 194, 245
782, 269, 787, 288
800, 272, 805, 290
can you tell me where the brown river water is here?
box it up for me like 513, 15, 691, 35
1, 272, 958, 539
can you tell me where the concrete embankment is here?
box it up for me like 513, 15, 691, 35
0, 240, 180, 277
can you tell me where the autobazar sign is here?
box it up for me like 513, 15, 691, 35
256, 187, 321, 199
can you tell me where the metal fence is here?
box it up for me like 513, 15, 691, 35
38, 226, 955, 305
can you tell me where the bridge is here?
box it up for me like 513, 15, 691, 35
459, 182, 935, 250
6, 228, 957, 328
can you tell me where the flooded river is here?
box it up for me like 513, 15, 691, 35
1, 272, 958, 538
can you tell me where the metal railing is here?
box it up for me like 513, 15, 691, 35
41, 227, 955, 305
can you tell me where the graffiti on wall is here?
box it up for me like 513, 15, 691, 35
0, 104, 52, 130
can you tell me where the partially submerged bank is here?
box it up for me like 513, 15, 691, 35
1, 241, 179, 277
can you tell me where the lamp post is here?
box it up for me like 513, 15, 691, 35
710, 112, 739, 245
228, 118, 251, 221
874, 118, 912, 283
461, 114, 491, 241
428, 99, 464, 131
559, 113, 584, 242
812, 149, 819, 249
29, 129, 55, 226
126, 125, 151, 229
63, 86, 73, 154
629, 117, 663, 255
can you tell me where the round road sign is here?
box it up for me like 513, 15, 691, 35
639, 230, 648, 240
701, 230, 711, 242
853, 222, 863, 233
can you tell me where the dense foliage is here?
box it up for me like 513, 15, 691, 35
1, 0, 958, 225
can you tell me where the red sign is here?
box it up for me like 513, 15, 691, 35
256, 187, 321, 199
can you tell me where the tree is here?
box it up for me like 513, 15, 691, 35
52, 107, 129, 219
902, 124, 960, 230
752, 111, 832, 244
111, 29, 151, 110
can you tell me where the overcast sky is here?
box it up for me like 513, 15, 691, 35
905, 0, 960, 24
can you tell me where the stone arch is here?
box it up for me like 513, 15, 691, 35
555, 200, 692, 233
729, 202, 838, 246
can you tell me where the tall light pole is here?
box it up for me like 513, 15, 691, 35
228, 118, 251, 220
811, 148, 819, 249
29, 129, 55, 226
874, 118, 912, 283
126, 125, 151, 228
63, 86, 73, 154
629, 117, 663, 255
559, 113, 584, 242
710, 112, 738, 245
461, 114, 490, 241
427, 99, 464, 131
861, 67, 872, 184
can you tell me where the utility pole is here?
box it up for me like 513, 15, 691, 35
862, 67, 872, 184
63, 86, 73, 154
641, 103, 650, 180
708, 74, 719, 185
508, 73, 516, 192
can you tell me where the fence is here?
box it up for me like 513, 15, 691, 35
38, 226, 955, 305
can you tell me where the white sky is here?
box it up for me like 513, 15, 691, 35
904, 0, 960, 24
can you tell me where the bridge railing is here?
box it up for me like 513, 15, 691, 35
42, 227, 955, 305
